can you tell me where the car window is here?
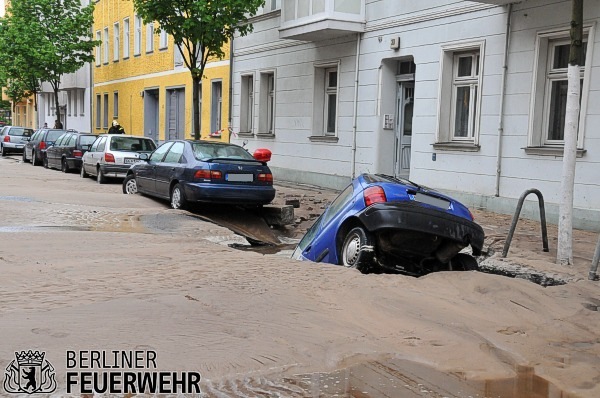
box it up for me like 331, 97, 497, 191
109, 136, 156, 152
79, 135, 97, 147
150, 142, 173, 162
89, 137, 101, 152
54, 134, 69, 146
191, 143, 255, 161
321, 184, 354, 227
8, 127, 33, 136
163, 142, 185, 163
97, 137, 107, 152
46, 130, 65, 142
67, 135, 77, 147
31, 131, 41, 142
295, 213, 325, 254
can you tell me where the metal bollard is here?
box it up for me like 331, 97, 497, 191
589, 234, 600, 281
502, 189, 549, 258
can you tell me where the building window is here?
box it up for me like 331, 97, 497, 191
134, 15, 142, 56
67, 91, 72, 116
146, 22, 154, 53
324, 68, 338, 135
312, 63, 339, 138
436, 41, 484, 147
123, 18, 130, 59
258, 72, 275, 135
95, 30, 101, 66
80, 90, 85, 116
72, 90, 77, 116
95, 94, 101, 128
159, 28, 168, 49
528, 28, 592, 151
103, 93, 109, 129
103, 27, 109, 64
211, 81, 222, 135
174, 45, 183, 67
113, 23, 120, 61
240, 75, 254, 134
113, 92, 119, 118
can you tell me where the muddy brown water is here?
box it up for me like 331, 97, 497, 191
203, 359, 573, 397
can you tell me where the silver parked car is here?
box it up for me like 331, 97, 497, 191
0, 126, 34, 156
80, 134, 156, 184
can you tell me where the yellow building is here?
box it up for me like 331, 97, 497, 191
92, 0, 230, 142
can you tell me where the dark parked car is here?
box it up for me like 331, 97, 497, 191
0, 126, 34, 156
122, 140, 275, 210
23, 129, 71, 165
291, 174, 485, 276
44, 131, 97, 172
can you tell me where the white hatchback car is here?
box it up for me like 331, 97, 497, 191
80, 134, 156, 183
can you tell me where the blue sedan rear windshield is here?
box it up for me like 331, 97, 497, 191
192, 143, 255, 161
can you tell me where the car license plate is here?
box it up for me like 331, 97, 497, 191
226, 173, 253, 182
414, 193, 450, 209
124, 158, 141, 164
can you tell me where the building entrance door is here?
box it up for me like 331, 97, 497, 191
394, 81, 414, 179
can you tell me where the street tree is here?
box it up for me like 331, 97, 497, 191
132, 0, 265, 140
556, 0, 584, 266
2, 0, 98, 125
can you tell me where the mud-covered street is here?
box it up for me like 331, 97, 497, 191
1, 155, 599, 397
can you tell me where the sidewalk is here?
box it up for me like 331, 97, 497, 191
272, 181, 599, 286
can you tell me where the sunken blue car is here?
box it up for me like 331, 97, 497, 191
291, 174, 485, 275
122, 140, 275, 209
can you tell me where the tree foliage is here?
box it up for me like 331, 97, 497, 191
0, 0, 99, 124
132, 0, 265, 139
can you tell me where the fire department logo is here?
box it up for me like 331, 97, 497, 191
4, 350, 57, 394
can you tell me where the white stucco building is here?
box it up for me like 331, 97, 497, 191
231, 0, 599, 230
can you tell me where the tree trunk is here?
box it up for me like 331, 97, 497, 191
556, 0, 583, 266
53, 82, 61, 127
192, 75, 201, 140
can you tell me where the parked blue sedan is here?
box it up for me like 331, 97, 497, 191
291, 174, 485, 275
122, 140, 275, 209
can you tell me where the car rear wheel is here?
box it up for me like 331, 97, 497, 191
22, 151, 28, 163
123, 175, 138, 194
97, 167, 106, 184
61, 158, 69, 173
170, 184, 187, 210
43, 156, 49, 169
449, 253, 479, 271
341, 226, 374, 273
0, 145, 6, 157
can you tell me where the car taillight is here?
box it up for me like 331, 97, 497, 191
364, 186, 387, 207
104, 153, 115, 163
257, 173, 273, 183
39, 141, 46, 149
3, 136, 9, 142
73, 150, 83, 158
194, 170, 222, 180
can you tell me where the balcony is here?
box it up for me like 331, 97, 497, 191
279, 0, 365, 41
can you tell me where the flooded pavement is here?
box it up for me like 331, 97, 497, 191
203, 359, 573, 397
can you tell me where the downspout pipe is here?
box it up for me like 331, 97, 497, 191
495, 3, 513, 197
351, 33, 362, 179
228, 35, 234, 143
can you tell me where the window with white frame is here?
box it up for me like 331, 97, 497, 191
159, 28, 168, 49
436, 41, 484, 147
240, 75, 254, 134
79, 90, 85, 116
103, 27, 109, 64
312, 63, 339, 138
95, 30, 101, 66
211, 81, 222, 134
67, 91, 72, 116
174, 45, 183, 67
258, 72, 275, 135
134, 15, 142, 56
528, 28, 592, 151
146, 22, 154, 53
123, 18, 130, 59
72, 90, 77, 116
113, 23, 120, 61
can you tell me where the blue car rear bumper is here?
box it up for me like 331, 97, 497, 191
184, 182, 276, 205
357, 201, 485, 254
